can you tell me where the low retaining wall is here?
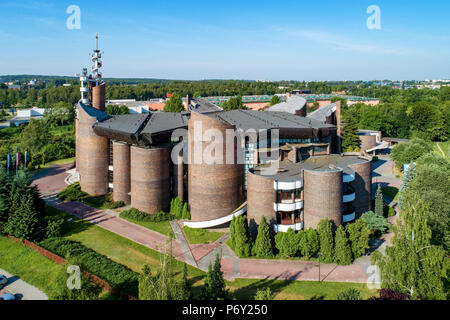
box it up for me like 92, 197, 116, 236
7, 236, 137, 300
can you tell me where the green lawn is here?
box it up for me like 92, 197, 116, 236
381, 186, 399, 201
46, 205, 203, 278
118, 212, 174, 237
182, 226, 224, 244
83, 193, 124, 211
0, 236, 115, 300
227, 278, 377, 300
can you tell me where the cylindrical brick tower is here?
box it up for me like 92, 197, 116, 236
112, 141, 131, 204
91, 83, 106, 111
303, 169, 342, 229
359, 135, 376, 152
77, 105, 109, 196
173, 152, 184, 201
188, 112, 244, 222
246, 170, 276, 237
130, 145, 171, 214
349, 160, 372, 216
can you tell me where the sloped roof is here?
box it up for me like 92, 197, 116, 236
307, 103, 336, 122
266, 95, 306, 114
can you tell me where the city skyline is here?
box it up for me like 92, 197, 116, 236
1, 0, 450, 81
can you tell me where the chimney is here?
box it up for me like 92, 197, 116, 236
184, 94, 190, 110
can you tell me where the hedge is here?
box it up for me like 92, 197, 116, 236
39, 237, 139, 296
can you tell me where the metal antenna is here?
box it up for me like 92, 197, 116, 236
96, 32, 98, 51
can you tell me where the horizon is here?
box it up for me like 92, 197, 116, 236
1, 0, 450, 81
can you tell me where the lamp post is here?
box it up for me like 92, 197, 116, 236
318, 252, 322, 282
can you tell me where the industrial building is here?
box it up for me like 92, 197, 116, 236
74, 36, 372, 233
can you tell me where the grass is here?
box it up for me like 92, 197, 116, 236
0, 236, 115, 300
46, 205, 204, 278
83, 193, 124, 210
381, 186, 399, 201
227, 278, 377, 300
119, 212, 174, 236
182, 226, 224, 244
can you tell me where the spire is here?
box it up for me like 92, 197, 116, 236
95, 32, 99, 52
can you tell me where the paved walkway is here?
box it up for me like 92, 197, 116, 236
32, 157, 402, 284
0, 268, 48, 300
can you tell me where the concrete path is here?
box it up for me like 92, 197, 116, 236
169, 221, 198, 267
0, 268, 48, 300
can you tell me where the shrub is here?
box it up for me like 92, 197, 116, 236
230, 215, 252, 257
300, 228, 320, 258
201, 254, 228, 300
361, 211, 389, 234
45, 218, 65, 239
254, 287, 273, 300
57, 182, 89, 202
275, 228, 300, 258
120, 208, 174, 223
346, 219, 370, 259
317, 218, 334, 263
334, 225, 353, 265
252, 216, 273, 258
337, 288, 363, 300
39, 237, 139, 296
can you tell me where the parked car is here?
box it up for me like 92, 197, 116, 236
0, 275, 7, 289
0, 293, 17, 300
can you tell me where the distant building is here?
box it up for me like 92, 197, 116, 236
8, 107, 46, 126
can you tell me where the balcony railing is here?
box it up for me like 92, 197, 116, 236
273, 222, 303, 233
342, 192, 356, 203
274, 201, 303, 212
343, 174, 355, 183
343, 212, 356, 222
273, 180, 303, 191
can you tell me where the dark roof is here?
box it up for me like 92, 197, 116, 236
93, 111, 188, 145
252, 155, 370, 181
203, 109, 334, 131
78, 102, 110, 122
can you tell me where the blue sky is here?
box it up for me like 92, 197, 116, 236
1, 0, 450, 80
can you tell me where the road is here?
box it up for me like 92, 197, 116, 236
0, 268, 48, 300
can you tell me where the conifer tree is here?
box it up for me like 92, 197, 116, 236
229, 215, 236, 249
202, 253, 228, 300
346, 219, 370, 259
317, 218, 334, 263
375, 184, 384, 217
334, 225, 353, 265
341, 114, 360, 152
181, 202, 188, 219
300, 227, 320, 258
253, 216, 273, 258
233, 215, 252, 257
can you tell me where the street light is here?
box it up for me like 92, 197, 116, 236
318, 252, 322, 282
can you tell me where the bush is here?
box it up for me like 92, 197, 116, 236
230, 215, 252, 257
45, 218, 65, 239
300, 228, 320, 258
334, 225, 353, 265
346, 219, 370, 259
57, 182, 89, 202
317, 218, 334, 263
252, 216, 273, 258
361, 211, 389, 234
39, 237, 139, 296
337, 288, 363, 300
170, 198, 190, 220
120, 208, 174, 223
254, 287, 273, 300
275, 228, 300, 258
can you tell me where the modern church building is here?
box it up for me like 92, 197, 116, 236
74, 36, 372, 235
